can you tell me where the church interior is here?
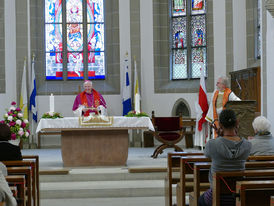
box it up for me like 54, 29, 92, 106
1, 0, 274, 205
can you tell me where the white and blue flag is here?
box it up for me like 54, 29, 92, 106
122, 55, 132, 116
29, 57, 37, 122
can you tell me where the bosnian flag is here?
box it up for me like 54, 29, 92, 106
194, 66, 209, 148
122, 55, 132, 116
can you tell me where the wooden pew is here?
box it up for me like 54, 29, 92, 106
2, 159, 38, 206
235, 180, 274, 206
7, 167, 32, 206
192, 161, 274, 206
22, 155, 40, 206
165, 152, 203, 206
6, 175, 26, 206
177, 155, 211, 206
213, 169, 274, 206
271, 196, 274, 206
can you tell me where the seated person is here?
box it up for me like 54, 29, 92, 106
0, 124, 22, 161
72, 80, 107, 116
199, 109, 251, 206
0, 162, 17, 206
249, 116, 274, 156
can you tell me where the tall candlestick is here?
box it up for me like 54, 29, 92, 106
135, 93, 140, 114
50, 93, 55, 112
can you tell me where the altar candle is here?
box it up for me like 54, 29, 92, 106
135, 93, 140, 114
50, 93, 55, 112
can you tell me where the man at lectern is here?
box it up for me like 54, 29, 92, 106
72, 80, 107, 116
205, 76, 240, 138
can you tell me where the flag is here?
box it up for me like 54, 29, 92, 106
194, 66, 209, 147
122, 55, 132, 116
20, 59, 28, 120
133, 59, 141, 114
29, 57, 37, 122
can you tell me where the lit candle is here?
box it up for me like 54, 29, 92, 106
50, 93, 55, 112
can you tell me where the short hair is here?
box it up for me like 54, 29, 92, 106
219, 109, 237, 129
0, 123, 11, 141
252, 116, 271, 133
83, 80, 92, 87
219, 76, 229, 87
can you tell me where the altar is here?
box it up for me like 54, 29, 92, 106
36, 117, 154, 166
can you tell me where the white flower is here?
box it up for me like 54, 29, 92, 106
25, 132, 29, 137
24, 119, 29, 124
9, 106, 16, 111
19, 128, 23, 132
18, 113, 23, 118
49, 111, 54, 116
8, 116, 13, 121
18, 130, 24, 136
4, 113, 8, 117
16, 120, 22, 125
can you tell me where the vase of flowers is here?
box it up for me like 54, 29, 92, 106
125, 110, 149, 117
0, 101, 30, 146
42, 111, 63, 119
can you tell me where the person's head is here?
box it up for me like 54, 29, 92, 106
83, 80, 93, 94
216, 76, 229, 91
219, 109, 237, 130
0, 123, 11, 141
252, 116, 271, 134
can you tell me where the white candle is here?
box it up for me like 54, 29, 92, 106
135, 93, 140, 114
49, 93, 55, 112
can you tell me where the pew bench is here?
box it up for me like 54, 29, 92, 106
213, 169, 274, 206
235, 180, 274, 206
165, 152, 203, 206
6, 175, 26, 206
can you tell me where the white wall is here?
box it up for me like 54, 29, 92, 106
0, 0, 17, 118
266, 11, 274, 134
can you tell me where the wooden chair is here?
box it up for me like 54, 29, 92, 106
165, 152, 203, 206
151, 111, 185, 158
213, 169, 274, 206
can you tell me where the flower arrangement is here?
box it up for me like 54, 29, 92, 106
125, 110, 149, 117
0, 101, 30, 141
42, 111, 63, 119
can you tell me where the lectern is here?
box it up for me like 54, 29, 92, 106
225, 100, 256, 138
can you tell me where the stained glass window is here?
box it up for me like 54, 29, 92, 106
256, 0, 261, 59
45, 0, 105, 80
171, 0, 207, 79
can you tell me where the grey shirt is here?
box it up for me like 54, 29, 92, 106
204, 136, 251, 187
249, 134, 274, 156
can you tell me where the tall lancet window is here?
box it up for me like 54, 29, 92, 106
45, 0, 105, 80
171, 0, 207, 79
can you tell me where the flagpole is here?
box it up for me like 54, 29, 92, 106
30, 53, 36, 148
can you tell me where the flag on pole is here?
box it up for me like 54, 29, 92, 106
133, 58, 141, 114
20, 58, 28, 120
29, 56, 37, 122
122, 54, 132, 116
194, 66, 209, 147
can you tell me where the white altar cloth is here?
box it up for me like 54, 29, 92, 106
36, 116, 154, 133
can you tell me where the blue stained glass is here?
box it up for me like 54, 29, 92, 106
191, 0, 206, 15
88, 52, 105, 79
87, 0, 104, 23
45, 24, 63, 52
172, 17, 187, 49
67, 24, 83, 52
172, 0, 186, 16
191, 47, 206, 78
46, 52, 63, 80
191, 15, 206, 47
67, 52, 84, 79
66, 0, 83, 23
87, 24, 104, 51
45, 0, 62, 23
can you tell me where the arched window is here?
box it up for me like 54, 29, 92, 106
171, 0, 207, 80
45, 0, 105, 80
